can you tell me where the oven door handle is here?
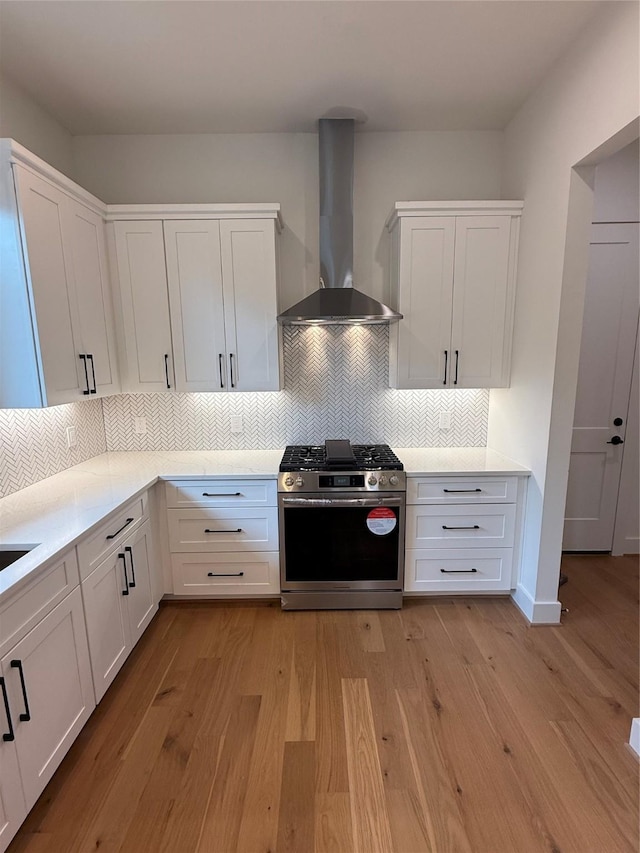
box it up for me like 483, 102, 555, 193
281, 496, 403, 508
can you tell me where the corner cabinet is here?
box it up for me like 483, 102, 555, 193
108, 205, 283, 393
0, 140, 120, 407
386, 202, 523, 389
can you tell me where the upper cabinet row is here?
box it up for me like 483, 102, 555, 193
387, 202, 523, 389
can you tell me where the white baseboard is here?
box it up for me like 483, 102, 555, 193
511, 583, 562, 625
630, 719, 640, 757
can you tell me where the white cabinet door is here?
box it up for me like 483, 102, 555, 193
122, 520, 157, 646
113, 220, 174, 392
390, 217, 455, 388
66, 199, 120, 396
0, 710, 26, 853
1, 587, 94, 808
12, 164, 84, 405
81, 548, 131, 703
220, 219, 281, 391
451, 216, 512, 388
164, 220, 227, 392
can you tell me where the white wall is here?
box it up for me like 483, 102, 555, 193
72, 130, 502, 314
593, 138, 640, 223
0, 72, 74, 176
488, 1, 639, 622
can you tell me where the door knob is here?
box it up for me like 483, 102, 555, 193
613, 417, 623, 426
606, 435, 624, 445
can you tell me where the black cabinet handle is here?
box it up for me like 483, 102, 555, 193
443, 488, 482, 493
440, 568, 478, 574
119, 553, 129, 596
443, 350, 448, 385
10, 660, 30, 722
202, 492, 242, 497
106, 517, 134, 540
442, 525, 480, 530
606, 436, 624, 445
88, 354, 97, 394
79, 354, 90, 395
207, 571, 244, 577
454, 350, 459, 385
204, 528, 243, 534
0, 677, 15, 742
164, 353, 171, 389
124, 545, 136, 588
218, 353, 224, 388
229, 353, 236, 388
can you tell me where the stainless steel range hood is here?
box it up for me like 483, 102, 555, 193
277, 118, 402, 326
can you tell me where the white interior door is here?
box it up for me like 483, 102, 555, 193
563, 223, 639, 550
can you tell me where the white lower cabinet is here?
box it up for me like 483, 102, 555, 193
166, 478, 279, 596
0, 700, 27, 853
82, 519, 157, 702
404, 475, 524, 593
0, 585, 94, 816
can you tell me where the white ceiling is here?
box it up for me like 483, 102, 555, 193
0, 1, 604, 136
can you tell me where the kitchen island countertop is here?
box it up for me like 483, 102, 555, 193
0, 447, 529, 601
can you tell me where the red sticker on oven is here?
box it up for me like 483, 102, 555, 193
366, 507, 397, 536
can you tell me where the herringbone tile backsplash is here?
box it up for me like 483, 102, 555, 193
103, 327, 489, 451
0, 400, 106, 498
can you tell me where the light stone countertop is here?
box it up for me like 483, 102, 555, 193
0, 447, 529, 602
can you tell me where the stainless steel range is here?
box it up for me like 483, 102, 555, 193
278, 440, 406, 610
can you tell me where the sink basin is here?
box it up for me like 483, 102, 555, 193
0, 547, 38, 572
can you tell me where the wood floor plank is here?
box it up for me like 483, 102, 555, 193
355, 611, 386, 652
285, 611, 317, 742
341, 677, 394, 853
315, 612, 350, 794
276, 741, 316, 853
314, 792, 353, 853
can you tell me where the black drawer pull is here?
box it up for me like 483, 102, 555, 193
10, 660, 31, 722
207, 571, 245, 577
119, 553, 129, 595
106, 517, 135, 540
440, 568, 478, 574
79, 354, 90, 395
442, 525, 480, 530
202, 492, 242, 497
88, 354, 97, 394
124, 545, 136, 588
443, 488, 482, 493
0, 677, 15, 742
204, 528, 243, 534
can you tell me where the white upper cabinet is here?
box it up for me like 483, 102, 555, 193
111, 205, 283, 394
387, 202, 522, 389
0, 140, 120, 407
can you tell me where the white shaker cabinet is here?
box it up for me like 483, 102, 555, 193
387, 202, 523, 389
0, 141, 120, 406
0, 724, 26, 853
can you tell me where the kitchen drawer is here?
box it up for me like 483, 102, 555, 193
0, 549, 80, 658
165, 479, 277, 508
404, 548, 513, 592
171, 552, 280, 596
407, 504, 516, 549
167, 508, 278, 552
407, 476, 518, 504
77, 494, 147, 581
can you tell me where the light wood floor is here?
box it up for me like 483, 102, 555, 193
9, 554, 639, 853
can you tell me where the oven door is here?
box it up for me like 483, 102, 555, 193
279, 493, 405, 591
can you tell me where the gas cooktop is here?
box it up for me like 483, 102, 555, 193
279, 441, 403, 472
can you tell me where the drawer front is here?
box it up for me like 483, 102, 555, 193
171, 552, 280, 596
0, 550, 80, 658
405, 548, 513, 592
168, 508, 278, 552
77, 495, 147, 580
166, 479, 277, 508
407, 504, 516, 549
408, 476, 518, 504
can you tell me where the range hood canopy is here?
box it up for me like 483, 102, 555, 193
278, 118, 402, 326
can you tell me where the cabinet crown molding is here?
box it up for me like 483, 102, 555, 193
386, 200, 524, 231
106, 203, 283, 231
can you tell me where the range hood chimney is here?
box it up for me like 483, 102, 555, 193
277, 118, 402, 325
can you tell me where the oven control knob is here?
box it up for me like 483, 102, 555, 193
389, 475, 399, 486
378, 475, 387, 486
368, 475, 378, 486
295, 476, 304, 487
284, 476, 294, 487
